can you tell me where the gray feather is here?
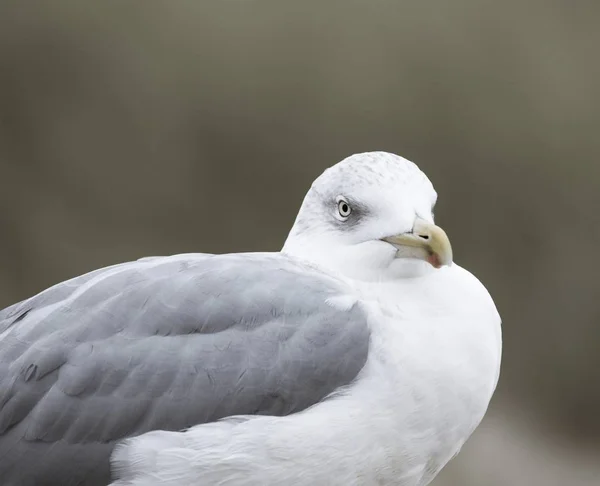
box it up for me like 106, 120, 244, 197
0, 253, 370, 486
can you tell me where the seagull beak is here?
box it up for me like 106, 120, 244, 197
383, 218, 453, 269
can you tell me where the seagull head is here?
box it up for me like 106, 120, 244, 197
282, 151, 453, 281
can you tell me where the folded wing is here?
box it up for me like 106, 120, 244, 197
0, 253, 370, 486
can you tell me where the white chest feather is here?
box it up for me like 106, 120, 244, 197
348, 265, 501, 484
308, 264, 501, 485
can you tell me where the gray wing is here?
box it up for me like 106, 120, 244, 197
0, 253, 370, 486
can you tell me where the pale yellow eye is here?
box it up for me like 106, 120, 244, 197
337, 200, 352, 219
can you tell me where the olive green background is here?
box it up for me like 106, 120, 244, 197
0, 1, 599, 484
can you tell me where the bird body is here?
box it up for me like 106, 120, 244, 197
113, 265, 500, 486
0, 152, 501, 485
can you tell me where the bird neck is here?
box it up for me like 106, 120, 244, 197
282, 235, 436, 283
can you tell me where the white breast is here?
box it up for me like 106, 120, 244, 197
341, 263, 502, 485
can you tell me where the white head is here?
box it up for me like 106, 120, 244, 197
282, 152, 453, 281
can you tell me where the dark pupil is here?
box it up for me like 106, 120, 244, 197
341, 203, 349, 213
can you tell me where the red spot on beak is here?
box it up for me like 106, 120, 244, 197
427, 253, 442, 269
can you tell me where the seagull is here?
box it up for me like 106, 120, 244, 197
0, 152, 501, 486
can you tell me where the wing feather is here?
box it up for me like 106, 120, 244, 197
0, 253, 370, 486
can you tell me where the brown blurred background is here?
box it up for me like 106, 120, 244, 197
0, 1, 599, 484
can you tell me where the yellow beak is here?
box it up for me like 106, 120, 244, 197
383, 218, 453, 268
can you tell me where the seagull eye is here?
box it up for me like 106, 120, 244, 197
337, 199, 352, 219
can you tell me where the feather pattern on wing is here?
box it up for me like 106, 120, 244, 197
0, 253, 370, 486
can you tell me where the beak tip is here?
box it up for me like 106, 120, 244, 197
384, 220, 453, 269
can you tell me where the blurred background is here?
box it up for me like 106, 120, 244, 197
0, 1, 598, 484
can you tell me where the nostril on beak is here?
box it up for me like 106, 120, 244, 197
417, 233, 430, 240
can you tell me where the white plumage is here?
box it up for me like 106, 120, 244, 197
110, 152, 502, 486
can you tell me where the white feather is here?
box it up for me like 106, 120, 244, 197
110, 152, 502, 486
